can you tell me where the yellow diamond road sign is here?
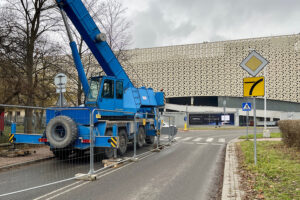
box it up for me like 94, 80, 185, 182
243, 77, 265, 97
240, 50, 268, 77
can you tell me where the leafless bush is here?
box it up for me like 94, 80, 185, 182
278, 120, 300, 148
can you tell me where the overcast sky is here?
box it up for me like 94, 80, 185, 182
122, 0, 300, 49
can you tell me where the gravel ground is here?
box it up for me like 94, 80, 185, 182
0, 146, 53, 169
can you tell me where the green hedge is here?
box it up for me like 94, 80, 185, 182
278, 120, 300, 148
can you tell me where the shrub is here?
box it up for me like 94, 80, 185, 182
278, 120, 300, 148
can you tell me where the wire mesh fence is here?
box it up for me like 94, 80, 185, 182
0, 104, 176, 198
0, 105, 93, 197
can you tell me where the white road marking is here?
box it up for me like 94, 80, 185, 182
197, 143, 208, 145
42, 162, 137, 200
44, 180, 90, 200
218, 138, 225, 143
182, 137, 192, 141
183, 142, 194, 144
206, 138, 213, 142
163, 136, 169, 139
192, 137, 202, 142
174, 137, 181, 140
36, 151, 160, 200
211, 143, 224, 146
160, 138, 168, 141
33, 181, 81, 200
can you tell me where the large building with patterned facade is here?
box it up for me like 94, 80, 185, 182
122, 34, 300, 115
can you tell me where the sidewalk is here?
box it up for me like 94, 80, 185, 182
0, 146, 53, 170
222, 138, 282, 200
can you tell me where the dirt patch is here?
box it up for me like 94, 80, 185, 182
0, 145, 53, 171
236, 143, 260, 200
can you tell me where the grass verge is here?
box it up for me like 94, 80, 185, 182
0, 126, 11, 144
237, 141, 300, 200
239, 132, 281, 139
0, 125, 44, 144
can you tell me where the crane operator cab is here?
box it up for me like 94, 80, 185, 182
86, 76, 124, 114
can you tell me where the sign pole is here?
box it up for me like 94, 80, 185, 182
264, 67, 266, 130
60, 85, 63, 107
240, 50, 268, 166
246, 110, 249, 140
55, 73, 67, 107
253, 97, 257, 165
263, 67, 270, 137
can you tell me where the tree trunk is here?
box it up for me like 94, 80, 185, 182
24, 42, 35, 134
77, 77, 83, 105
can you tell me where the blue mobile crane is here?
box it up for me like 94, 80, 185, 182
11, 0, 164, 159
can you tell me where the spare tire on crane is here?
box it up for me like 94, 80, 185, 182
46, 116, 77, 149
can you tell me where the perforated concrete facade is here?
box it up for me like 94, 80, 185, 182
122, 34, 300, 103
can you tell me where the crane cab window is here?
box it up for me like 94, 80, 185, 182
87, 78, 101, 102
116, 81, 123, 99
102, 79, 114, 98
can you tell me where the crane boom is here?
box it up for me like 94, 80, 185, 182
57, 0, 134, 89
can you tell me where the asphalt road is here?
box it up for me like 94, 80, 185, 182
0, 128, 277, 200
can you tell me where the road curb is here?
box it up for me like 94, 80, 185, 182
0, 143, 11, 147
0, 156, 54, 171
221, 138, 243, 200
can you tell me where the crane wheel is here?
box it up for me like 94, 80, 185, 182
146, 125, 155, 144
137, 126, 146, 148
146, 136, 155, 144
104, 129, 114, 158
46, 116, 77, 149
117, 129, 128, 156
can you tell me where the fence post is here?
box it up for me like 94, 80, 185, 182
168, 116, 171, 144
89, 109, 94, 175
172, 116, 175, 141
113, 124, 118, 159
156, 123, 160, 150
10, 122, 16, 149
133, 113, 137, 158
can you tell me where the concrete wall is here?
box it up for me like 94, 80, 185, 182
165, 103, 300, 127
123, 34, 300, 104
218, 96, 300, 112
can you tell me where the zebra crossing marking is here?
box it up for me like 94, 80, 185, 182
182, 137, 192, 141
166, 136, 226, 145
183, 142, 194, 144
218, 138, 225, 143
192, 137, 202, 142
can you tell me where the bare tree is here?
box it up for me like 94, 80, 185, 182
0, 0, 62, 132
61, 0, 132, 105
97, 0, 132, 59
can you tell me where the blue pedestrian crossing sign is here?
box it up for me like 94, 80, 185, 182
242, 103, 252, 111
